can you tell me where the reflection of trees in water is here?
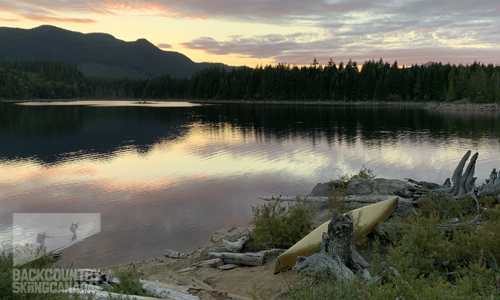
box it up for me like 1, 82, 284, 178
0, 103, 191, 163
1, 102, 499, 164
193, 104, 500, 147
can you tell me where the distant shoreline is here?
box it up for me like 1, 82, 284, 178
2, 98, 500, 111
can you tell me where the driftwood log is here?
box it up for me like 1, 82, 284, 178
223, 234, 251, 253
292, 214, 370, 281
65, 280, 201, 300
164, 249, 188, 259
402, 150, 500, 199
260, 195, 417, 207
176, 258, 224, 273
178, 249, 283, 273
64, 288, 166, 300
140, 280, 201, 300
208, 252, 264, 266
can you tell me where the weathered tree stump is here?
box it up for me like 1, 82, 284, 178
403, 150, 500, 199
478, 168, 500, 197
292, 214, 370, 281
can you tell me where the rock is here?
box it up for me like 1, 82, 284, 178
218, 264, 238, 270
203, 275, 222, 286
308, 180, 345, 197
210, 227, 250, 244
165, 249, 188, 259
309, 182, 333, 197
346, 178, 410, 196
394, 200, 418, 218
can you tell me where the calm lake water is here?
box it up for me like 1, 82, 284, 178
1, 100, 499, 268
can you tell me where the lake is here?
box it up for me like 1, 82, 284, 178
1, 100, 499, 268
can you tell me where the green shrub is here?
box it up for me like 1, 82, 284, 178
0, 244, 149, 300
327, 182, 350, 214
339, 165, 376, 182
105, 266, 149, 297
0, 247, 88, 300
278, 192, 500, 300
418, 192, 477, 220
250, 198, 315, 250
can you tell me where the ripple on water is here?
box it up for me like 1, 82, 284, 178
2, 103, 500, 267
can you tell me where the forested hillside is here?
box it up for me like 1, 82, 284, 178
0, 25, 230, 79
1, 59, 500, 103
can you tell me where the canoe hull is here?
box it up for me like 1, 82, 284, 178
274, 196, 399, 273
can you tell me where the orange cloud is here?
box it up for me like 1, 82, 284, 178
89, 1, 178, 15
0, 18, 19, 22
88, 8, 118, 16
22, 14, 95, 23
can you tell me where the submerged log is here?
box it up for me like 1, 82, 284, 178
292, 214, 370, 281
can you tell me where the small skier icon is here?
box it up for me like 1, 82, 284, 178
36, 232, 53, 253
70, 223, 79, 242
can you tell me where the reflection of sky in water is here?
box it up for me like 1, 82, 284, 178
16, 100, 206, 108
1, 123, 497, 194
1, 106, 500, 268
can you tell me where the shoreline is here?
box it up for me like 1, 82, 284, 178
3, 98, 500, 111
98, 225, 296, 300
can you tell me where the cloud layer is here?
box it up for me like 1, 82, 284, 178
2, 0, 500, 65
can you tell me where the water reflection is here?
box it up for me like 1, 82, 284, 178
16, 100, 204, 108
0, 102, 499, 267
0, 102, 194, 163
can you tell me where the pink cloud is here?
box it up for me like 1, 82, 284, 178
181, 32, 500, 66
0, 18, 19, 22
22, 15, 96, 23
87, 1, 179, 15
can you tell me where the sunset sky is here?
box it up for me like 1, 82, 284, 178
1, 0, 499, 67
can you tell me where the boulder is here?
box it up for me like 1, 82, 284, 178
308, 180, 345, 197
346, 178, 410, 196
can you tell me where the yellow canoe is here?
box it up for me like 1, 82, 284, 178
274, 197, 399, 273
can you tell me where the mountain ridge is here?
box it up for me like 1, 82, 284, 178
0, 25, 231, 79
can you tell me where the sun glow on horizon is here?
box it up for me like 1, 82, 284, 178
2, 0, 500, 69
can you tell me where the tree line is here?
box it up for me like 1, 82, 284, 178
1, 59, 500, 103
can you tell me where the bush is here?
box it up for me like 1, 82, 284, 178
0, 247, 84, 300
250, 198, 315, 250
339, 165, 376, 182
278, 192, 500, 299
327, 182, 349, 214
104, 266, 149, 297
1, 244, 150, 299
